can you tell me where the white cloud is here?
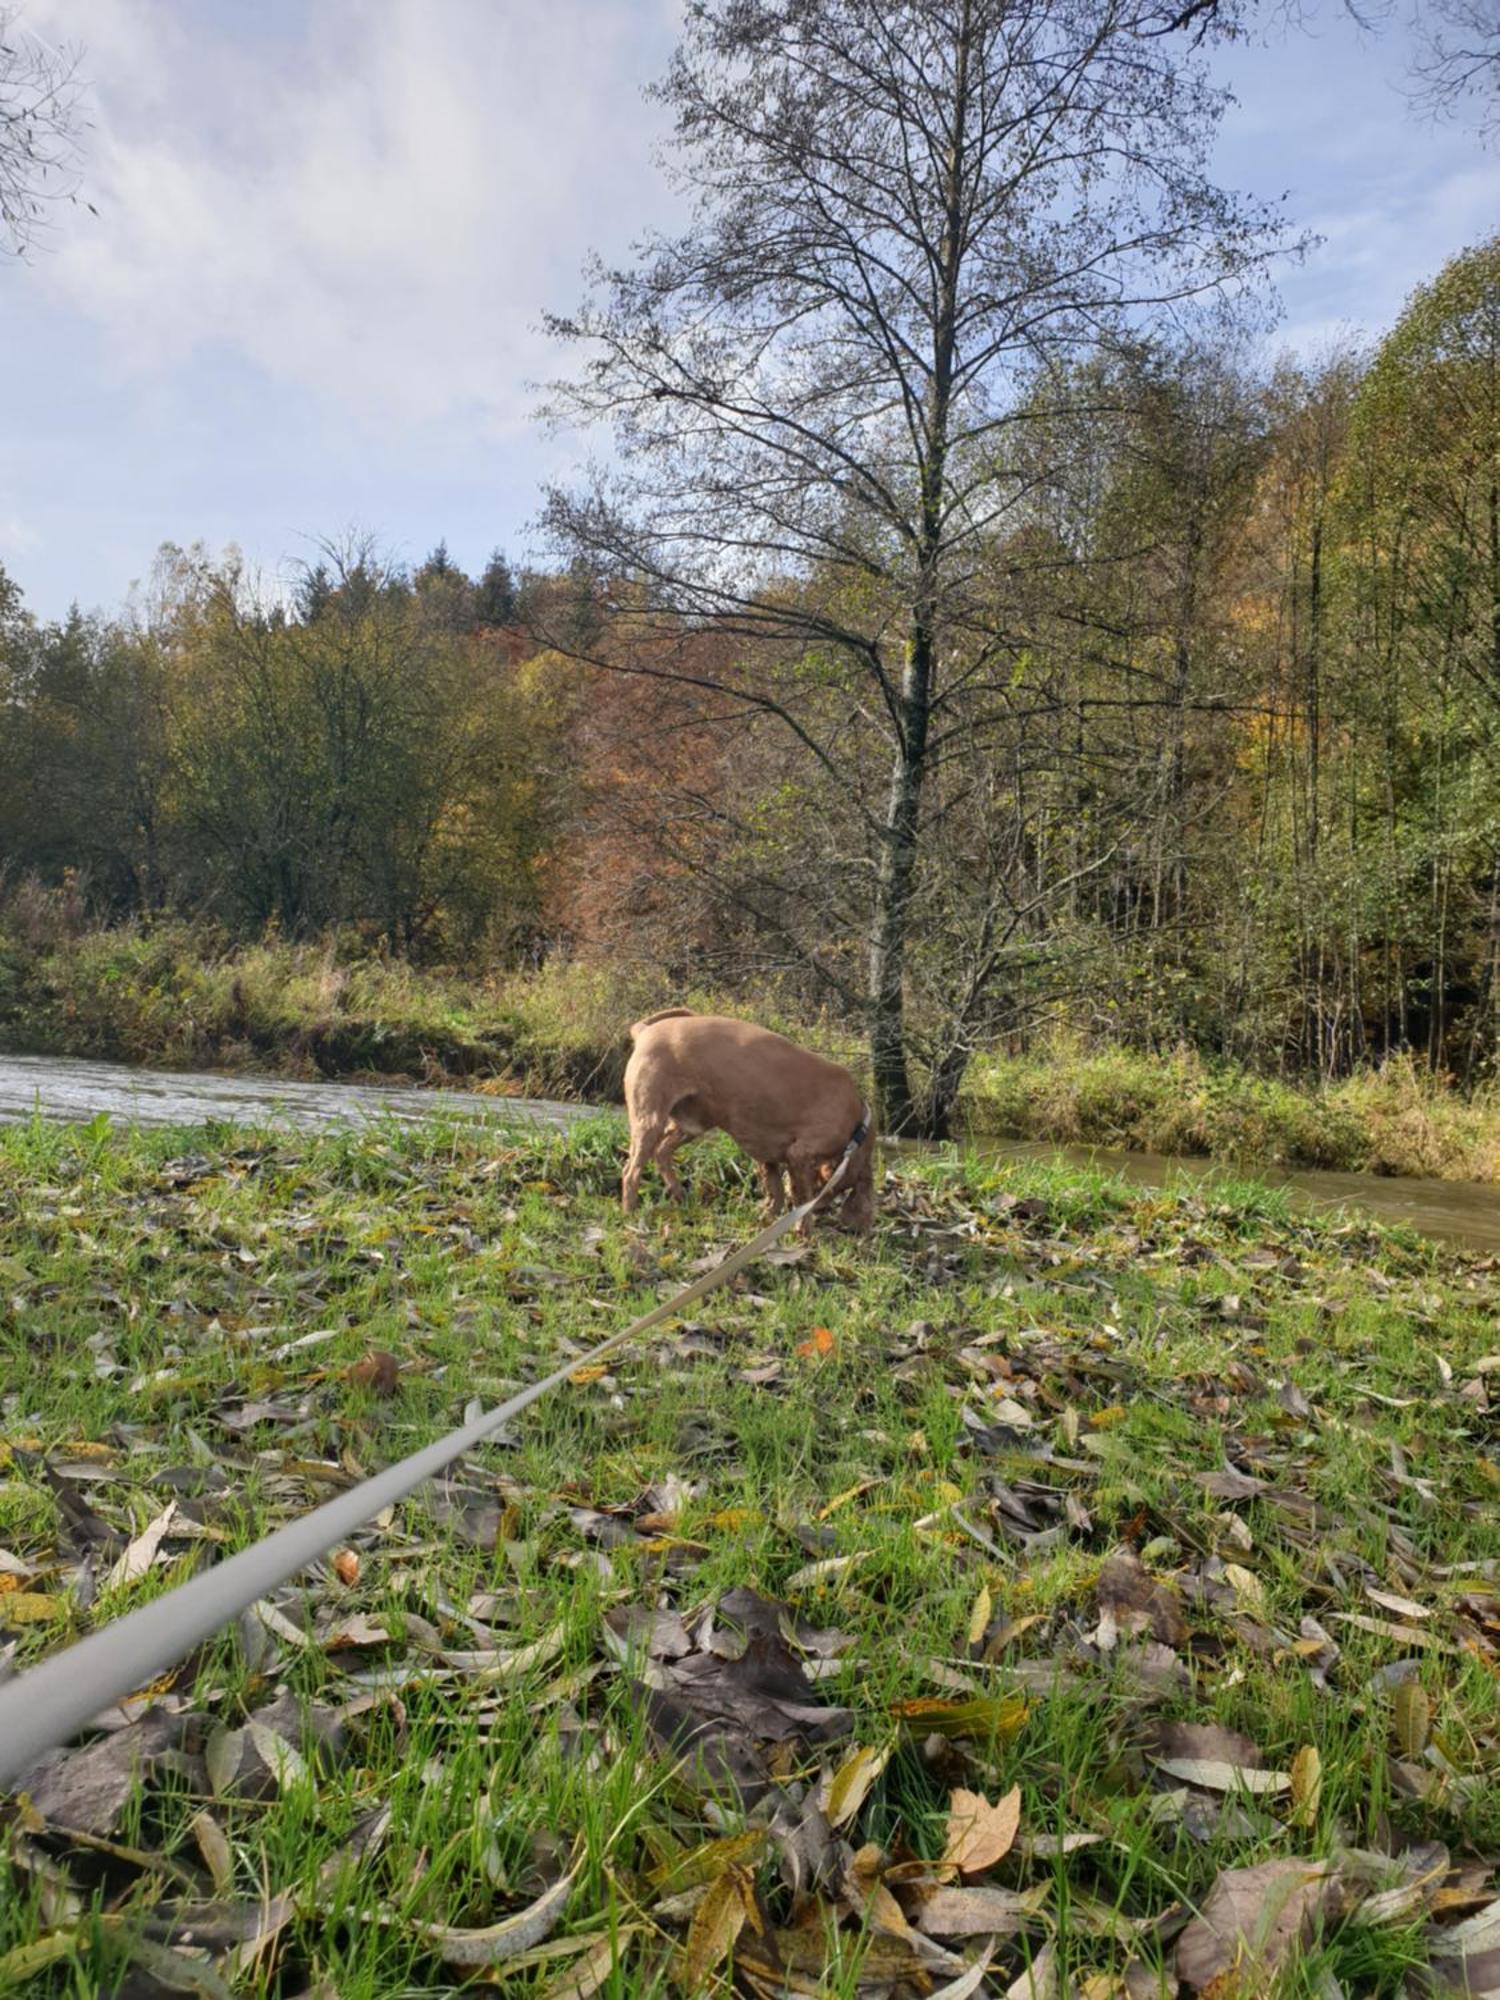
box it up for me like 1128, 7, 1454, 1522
28, 0, 682, 437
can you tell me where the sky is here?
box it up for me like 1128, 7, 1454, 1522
3, 0, 1499, 622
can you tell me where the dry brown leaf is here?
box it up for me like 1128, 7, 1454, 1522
537, 1932, 631, 2000
942, 1785, 1021, 1875
917, 1885, 1043, 1939
928, 1944, 1002, 2000
347, 1351, 401, 1395
1094, 1547, 1187, 1649
1175, 1859, 1337, 1993
1006, 1941, 1063, 1998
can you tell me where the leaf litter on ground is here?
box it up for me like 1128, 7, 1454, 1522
0, 1115, 1497, 1994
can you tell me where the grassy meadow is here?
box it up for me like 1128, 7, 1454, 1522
1, 1113, 1497, 1996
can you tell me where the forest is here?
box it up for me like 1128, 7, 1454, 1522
4, 237, 1498, 1136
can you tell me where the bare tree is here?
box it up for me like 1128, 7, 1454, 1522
0, 5, 85, 258
544, 0, 1287, 1131
1411, 0, 1500, 137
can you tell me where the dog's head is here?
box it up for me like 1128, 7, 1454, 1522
821, 1136, 875, 1233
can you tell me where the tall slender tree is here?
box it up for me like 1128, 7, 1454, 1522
545, 0, 1287, 1129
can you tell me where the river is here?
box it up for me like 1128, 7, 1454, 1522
2, 1051, 1496, 1255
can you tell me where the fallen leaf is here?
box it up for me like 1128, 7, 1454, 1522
943, 1785, 1022, 1875
1289, 1745, 1321, 1828
1176, 1859, 1338, 1993
1223, 1562, 1267, 1614
1094, 1547, 1187, 1650
1005, 1940, 1063, 1998
13, 1711, 182, 1835
189, 1810, 235, 1895
409, 1858, 577, 1967
891, 1694, 1027, 1742
679, 1864, 754, 1990
1334, 1613, 1460, 1654
0, 1593, 62, 1625
347, 1351, 401, 1395
538, 1932, 632, 2000
823, 1743, 891, 1830
246, 1720, 310, 1792
967, 1583, 992, 1649
104, 1501, 178, 1592
928, 1943, 1002, 2000
918, 1885, 1043, 1938
1155, 1757, 1291, 1796
1366, 1586, 1430, 1620
648, 1830, 768, 1894
205, 1725, 245, 1799
783, 1552, 864, 1592
1394, 1678, 1431, 1756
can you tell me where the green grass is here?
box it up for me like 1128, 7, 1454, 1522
964, 1038, 1500, 1181
1, 1117, 1496, 1995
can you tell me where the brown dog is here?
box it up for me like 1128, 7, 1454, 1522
621, 1009, 875, 1231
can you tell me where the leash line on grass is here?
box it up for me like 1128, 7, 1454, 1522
0, 1119, 869, 1789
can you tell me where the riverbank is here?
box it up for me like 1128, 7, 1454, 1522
2, 1117, 1498, 1995
2, 918, 1497, 1181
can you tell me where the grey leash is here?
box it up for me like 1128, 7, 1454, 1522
0, 1118, 869, 1789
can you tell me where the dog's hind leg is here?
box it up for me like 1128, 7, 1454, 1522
654, 1123, 692, 1203
622, 1114, 668, 1213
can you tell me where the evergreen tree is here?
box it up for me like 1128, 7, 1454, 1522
475, 548, 518, 626
293, 562, 334, 624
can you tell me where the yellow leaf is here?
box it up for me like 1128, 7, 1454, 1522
892, 1694, 1027, 1743
1393, 1679, 1430, 1757
943, 1784, 1022, 1874
824, 1743, 892, 1830
967, 1584, 993, 1649
569, 1364, 609, 1385
0, 1593, 62, 1625
1223, 1563, 1266, 1613
1289, 1745, 1321, 1828
649, 1830, 767, 1894
819, 1479, 881, 1519
679, 1865, 753, 1991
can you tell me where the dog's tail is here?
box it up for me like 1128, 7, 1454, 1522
628, 1007, 695, 1043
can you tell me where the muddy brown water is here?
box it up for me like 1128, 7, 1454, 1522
3, 1052, 1497, 1256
